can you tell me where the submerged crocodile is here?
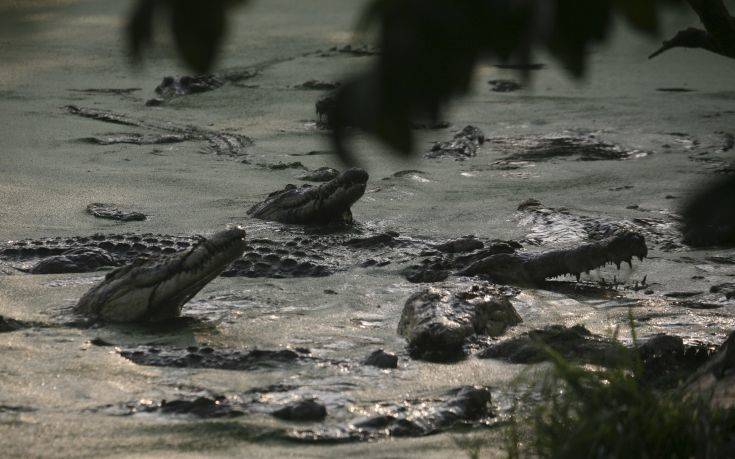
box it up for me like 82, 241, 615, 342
247, 168, 369, 225
75, 227, 246, 322
66, 105, 252, 157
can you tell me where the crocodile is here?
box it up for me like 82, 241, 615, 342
398, 284, 521, 361
457, 231, 648, 285
66, 105, 252, 157
75, 227, 247, 322
247, 168, 369, 225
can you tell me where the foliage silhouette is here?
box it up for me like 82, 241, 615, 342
126, 0, 735, 247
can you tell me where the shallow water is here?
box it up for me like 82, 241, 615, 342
1, 0, 735, 457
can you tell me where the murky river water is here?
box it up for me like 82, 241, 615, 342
1, 1, 734, 457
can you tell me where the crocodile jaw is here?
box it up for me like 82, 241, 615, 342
460, 231, 648, 285
75, 227, 247, 322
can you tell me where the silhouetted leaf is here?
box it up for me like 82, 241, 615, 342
126, 0, 248, 73
329, 0, 683, 162
682, 176, 735, 247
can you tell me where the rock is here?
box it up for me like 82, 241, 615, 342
29, 247, 117, 274
478, 325, 618, 365
344, 232, 399, 249
160, 396, 244, 418
711, 283, 735, 299
364, 349, 398, 369
119, 346, 305, 370
397, 285, 521, 361
0, 315, 32, 333
488, 79, 522, 92
517, 198, 542, 211
145, 98, 164, 107
261, 161, 307, 170
291, 386, 492, 442
86, 203, 147, 222
295, 80, 340, 90
299, 167, 340, 182
435, 237, 484, 254
272, 399, 327, 422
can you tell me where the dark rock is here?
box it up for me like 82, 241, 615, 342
29, 247, 117, 274
711, 283, 735, 299
517, 198, 542, 211
402, 266, 451, 283
145, 98, 164, 107
272, 399, 327, 422
664, 291, 705, 298
160, 396, 244, 418
261, 161, 307, 170
295, 80, 340, 90
426, 126, 485, 160
119, 346, 304, 371
89, 337, 114, 346
364, 349, 398, 369
435, 237, 484, 254
398, 285, 521, 361
344, 232, 399, 249
488, 79, 522, 92
299, 167, 340, 182
86, 203, 147, 222
291, 386, 492, 442
478, 325, 619, 365
0, 315, 33, 333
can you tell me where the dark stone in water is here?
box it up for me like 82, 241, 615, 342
364, 349, 398, 369
435, 237, 484, 254
119, 346, 305, 371
89, 337, 114, 346
295, 80, 340, 90
272, 399, 327, 422
656, 87, 695, 92
478, 325, 619, 365
0, 315, 33, 333
86, 203, 147, 222
261, 161, 307, 170
344, 232, 399, 249
299, 167, 340, 182
29, 247, 118, 274
398, 285, 521, 362
711, 283, 735, 299
488, 79, 521, 92
160, 396, 244, 418
293, 386, 493, 442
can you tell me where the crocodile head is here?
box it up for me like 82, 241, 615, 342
75, 227, 247, 322
247, 168, 368, 225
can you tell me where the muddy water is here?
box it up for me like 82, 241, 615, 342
1, 0, 735, 457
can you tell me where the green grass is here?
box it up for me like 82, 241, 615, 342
502, 325, 735, 459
